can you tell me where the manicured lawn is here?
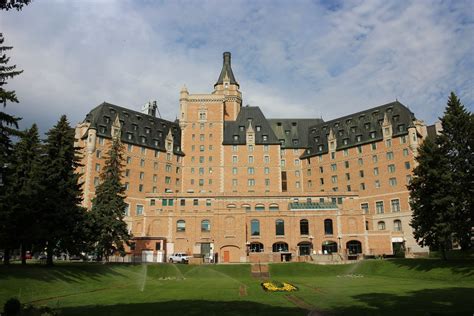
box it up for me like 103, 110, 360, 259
0, 259, 473, 315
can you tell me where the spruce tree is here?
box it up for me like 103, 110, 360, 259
409, 138, 454, 259
0, 33, 22, 265
437, 92, 473, 250
39, 115, 85, 265
90, 135, 131, 262
6, 124, 43, 264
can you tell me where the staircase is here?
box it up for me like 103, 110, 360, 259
251, 262, 270, 278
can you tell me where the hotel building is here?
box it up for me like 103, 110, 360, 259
75, 52, 435, 263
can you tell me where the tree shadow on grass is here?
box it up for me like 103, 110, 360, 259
333, 287, 474, 315
389, 258, 474, 278
59, 300, 307, 316
0, 263, 132, 284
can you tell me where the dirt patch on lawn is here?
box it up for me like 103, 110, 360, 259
239, 285, 247, 297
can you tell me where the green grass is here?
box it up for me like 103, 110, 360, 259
0, 259, 473, 315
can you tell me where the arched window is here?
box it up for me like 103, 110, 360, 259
324, 219, 333, 235
378, 221, 386, 230
226, 203, 236, 209
255, 204, 265, 211
269, 203, 279, 211
322, 240, 338, 254
298, 242, 312, 255
275, 219, 285, 236
176, 220, 185, 232
272, 242, 288, 252
393, 220, 402, 232
250, 242, 264, 252
346, 240, 362, 254
241, 204, 251, 212
201, 219, 211, 232
251, 219, 260, 236
300, 219, 309, 235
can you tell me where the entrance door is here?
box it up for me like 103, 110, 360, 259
223, 251, 230, 263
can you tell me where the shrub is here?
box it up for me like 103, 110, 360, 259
3, 298, 21, 316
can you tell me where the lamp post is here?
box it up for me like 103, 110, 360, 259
338, 236, 342, 253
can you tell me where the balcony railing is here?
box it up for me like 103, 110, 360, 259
288, 202, 338, 210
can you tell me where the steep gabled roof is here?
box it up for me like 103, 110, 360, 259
83, 102, 184, 155
223, 106, 279, 145
301, 101, 415, 158
267, 118, 323, 149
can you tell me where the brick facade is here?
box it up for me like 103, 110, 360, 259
75, 52, 432, 263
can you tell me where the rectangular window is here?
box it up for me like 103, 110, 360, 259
372, 155, 378, 163
391, 199, 400, 212
136, 205, 144, 215
389, 177, 397, 186
376, 201, 384, 214
403, 148, 409, 157
331, 164, 337, 171
388, 164, 396, 173
232, 155, 238, 163
140, 159, 145, 167
386, 152, 394, 160
139, 172, 145, 180
331, 175, 338, 183
361, 203, 369, 214
248, 179, 255, 186
232, 167, 238, 175
405, 161, 411, 169
264, 167, 270, 174
375, 180, 380, 188
344, 161, 349, 168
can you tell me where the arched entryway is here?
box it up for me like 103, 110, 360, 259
346, 240, 362, 255
322, 240, 338, 254
220, 245, 241, 263
298, 242, 312, 256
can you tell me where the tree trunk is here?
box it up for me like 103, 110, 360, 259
46, 241, 54, 266
20, 244, 26, 265
3, 248, 10, 265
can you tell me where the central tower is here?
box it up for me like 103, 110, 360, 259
178, 52, 242, 193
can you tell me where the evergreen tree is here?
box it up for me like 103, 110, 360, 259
0, 0, 32, 11
6, 124, 43, 264
39, 115, 85, 265
409, 138, 454, 259
0, 33, 22, 265
90, 135, 131, 262
437, 92, 473, 250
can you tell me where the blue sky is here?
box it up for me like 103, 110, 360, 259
1, 0, 473, 134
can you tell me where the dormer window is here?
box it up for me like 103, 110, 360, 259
334, 122, 339, 128
346, 119, 352, 124
132, 124, 138, 131
314, 136, 319, 142
110, 109, 116, 115
393, 115, 400, 122
293, 139, 299, 145
387, 107, 393, 113
233, 135, 239, 141
351, 126, 356, 133
356, 135, 362, 142
318, 145, 323, 151
370, 131, 376, 139
153, 139, 159, 146
398, 124, 405, 132
104, 116, 110, 123
262, 135, 268, 141
311, 129, 316, 133
256, 126, 261, 132
141, 136, 146, 144
292, 122, 297, 126
285, 130, 290, 135
343, 138, 349, 145
158, 131, 163, 137
365, 123, 370, 130
239, 126, 245, 131
279, 139, 285, 144
99, 126, 106, 133
145, 127, 151, 134
123, 112, 129, 118
127, 133, 133, 140
136, 115, 142, 121
338, 130, 343, 136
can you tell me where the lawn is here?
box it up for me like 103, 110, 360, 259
0, 259, 473, 315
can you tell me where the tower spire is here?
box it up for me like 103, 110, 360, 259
214, 52, 239, 88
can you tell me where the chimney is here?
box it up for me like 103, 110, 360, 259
150, 101, 157, 117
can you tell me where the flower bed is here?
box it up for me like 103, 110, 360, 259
261, 281, 298, 292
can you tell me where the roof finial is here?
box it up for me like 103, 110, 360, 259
215, 52, 239, 88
